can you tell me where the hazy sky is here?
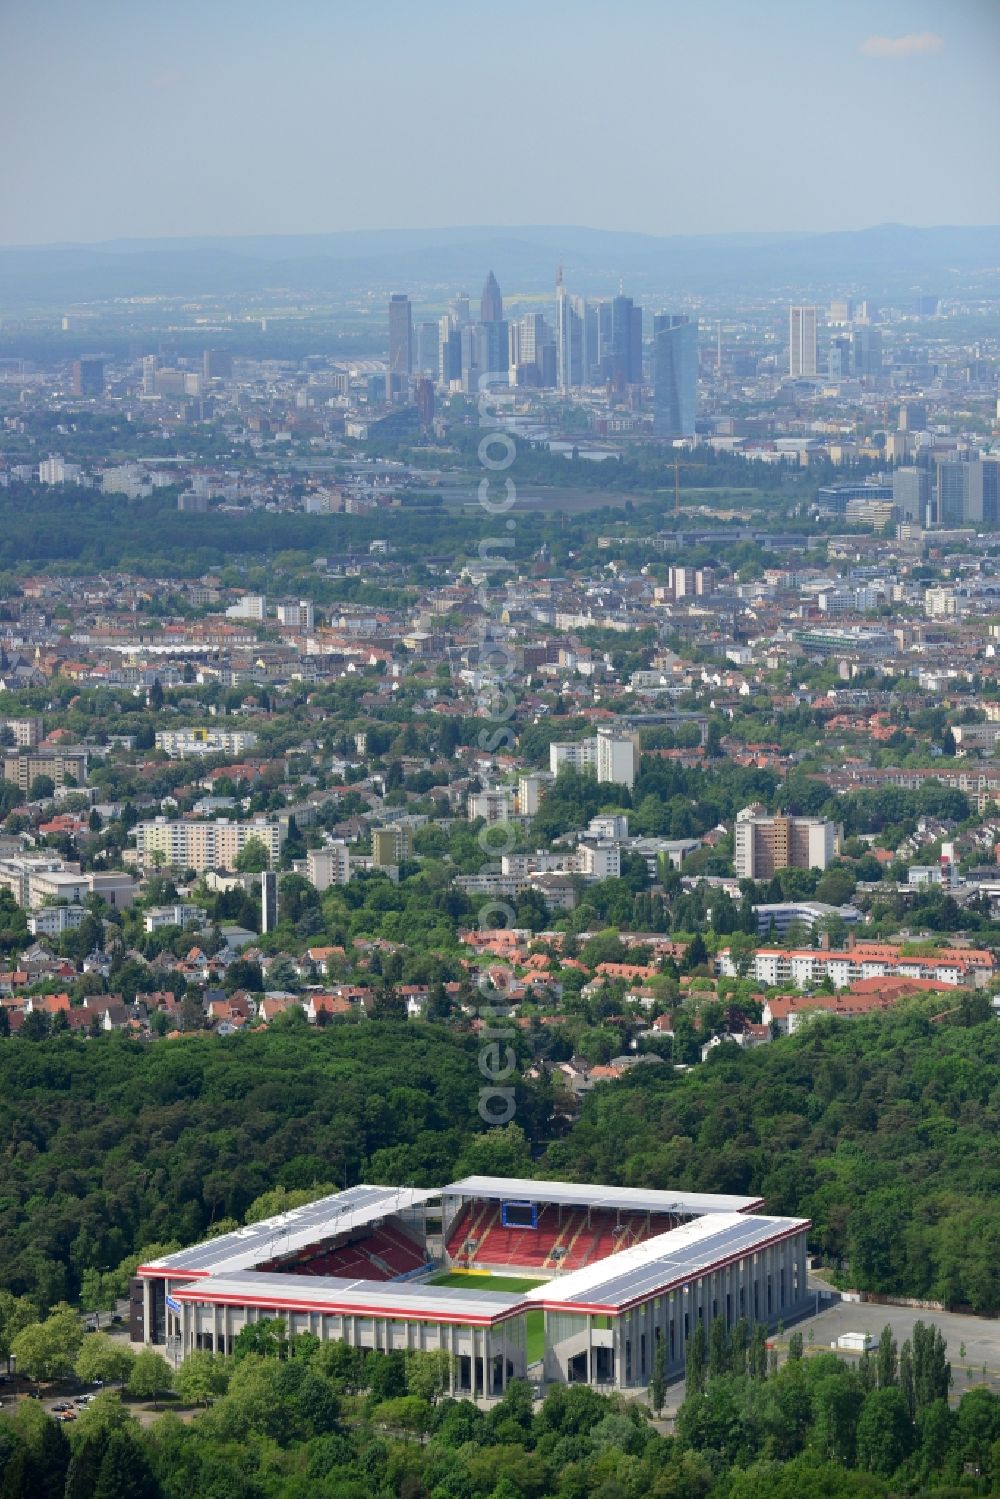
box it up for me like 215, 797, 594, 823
2, 0, 998, 245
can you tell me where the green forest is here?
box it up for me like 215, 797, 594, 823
0, 1324, 997, 1498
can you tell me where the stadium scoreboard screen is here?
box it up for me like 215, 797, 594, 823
501, 1200, 538, 1229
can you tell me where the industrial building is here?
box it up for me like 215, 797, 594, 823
134, 1176, 811, 1400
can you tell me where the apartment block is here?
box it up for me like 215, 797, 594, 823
734, 805, 839, 881
154, 728, 259, 759
133, 818, 282, 872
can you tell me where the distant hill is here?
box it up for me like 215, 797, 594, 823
1, 223, 997, 305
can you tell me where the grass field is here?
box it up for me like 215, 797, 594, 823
428, 1272, 544, 1292
429, 1271, 546, 1364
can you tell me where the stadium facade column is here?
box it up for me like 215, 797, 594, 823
143, 1279, 152, 1342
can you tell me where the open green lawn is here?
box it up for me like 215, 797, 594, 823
428, 1272, 546, 1365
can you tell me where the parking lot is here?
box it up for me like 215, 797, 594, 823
790, 1292, 1000, 1393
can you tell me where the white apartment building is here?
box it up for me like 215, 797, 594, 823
596, 730, 639, 789
226, 594, 268, 622
277, 600, 315, 630
1, 717, 43, 748
154, 728, 259, 759
467, 787, 516, 824
38, 457, 83, 486
144, 904, 209, 932
133, 818, 282, 872
306, 844, 352, 891
549, 730, 639, 790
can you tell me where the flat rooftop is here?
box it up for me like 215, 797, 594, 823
170, 1271, 525, 1327
444, 1176, 764, 1216
139, 1185, 436, 1279
524, 1212, 809, 1313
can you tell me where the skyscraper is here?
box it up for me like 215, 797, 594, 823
789, 305, 818, 378
388, 294, 413, 378
892, 466, 931, 526
610, 295, 642, 387
652, 315, 697, 439
72, 357, 104, 397
852, 328, 883, 378
557, 293, 583, 390
413, 377, 435, 428
480, 270, 503, 325
449, 292, 471, 327
438, 317, 461, 385
416, 321, 439, 376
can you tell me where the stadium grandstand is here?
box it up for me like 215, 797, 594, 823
134, 1177, 809, 1400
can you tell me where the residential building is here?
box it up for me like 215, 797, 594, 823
154, 728, 258, 759
372, 824, 413, 867
133, 818, 283, 872
306, 844, 352, 890
733, 805, 839, 881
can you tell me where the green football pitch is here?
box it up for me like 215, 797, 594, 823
428, 1271, 545, 1293
428, 1271, 547, 1363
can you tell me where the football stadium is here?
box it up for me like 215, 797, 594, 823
133, 1176, 810, 1398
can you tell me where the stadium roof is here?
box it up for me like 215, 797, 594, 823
523, 1212, 808, 1314
443, 1176, 764, 1216
170, 1271, 525, 1326
138, 1185, 437, 1279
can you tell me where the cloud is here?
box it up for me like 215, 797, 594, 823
858, 31, 944, 58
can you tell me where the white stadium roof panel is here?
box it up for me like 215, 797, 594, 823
171, 1270, 525, 1326
443, 1176, 764, 1216
138, 1185, 437, 1279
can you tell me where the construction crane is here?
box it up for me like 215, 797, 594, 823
671, 457, 708, 513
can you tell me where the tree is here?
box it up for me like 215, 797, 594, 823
912, 1319, 950, 1410
29, 774, 55, 801
812, 1374, 864, 1465
748, 1322, 768, 1381
0, 1291, 37, 1370
11, 1302, 83, 1382
234, 836, 271, 873
876, 1323, 897, 1388
649, 1337, 668, 1416
855, 1385, 915, 1475
75, 1333, 136, 1389
405, 1348, 453, 1404
127, 1349, 173, 1409
685, 1320, 706, 1397
80, 1267, 118, 1330
708, 1316, 729, 1379
93, 1426, 161, 1499
787, 1330, 803, 1362
233, 1316, 288, 1362
729, 1318, 750, 1377
174, 1349, 229, 1407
